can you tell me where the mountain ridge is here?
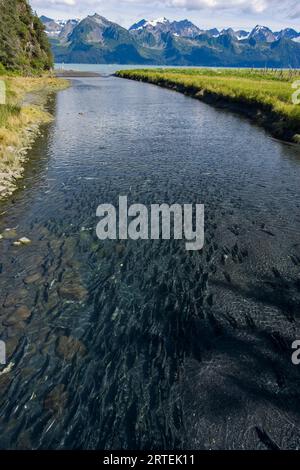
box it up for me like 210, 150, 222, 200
41, 14, 300, 67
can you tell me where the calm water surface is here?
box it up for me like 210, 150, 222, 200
0, 74, 300, 449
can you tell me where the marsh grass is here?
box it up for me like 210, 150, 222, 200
0, 75, 69, 198
116, 68, 300, 138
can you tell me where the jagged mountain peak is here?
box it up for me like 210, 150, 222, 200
89, 13, 105, 20
146, 17, 169, 27
129, 16, 201, 39
206, 28, 220, 37
86, 13, 111, 24
276, 28, 300, 41
40, 15, 79, 39
221, 28, 235, 35
253, 24, 270, 31
249, 24, 276, 42
129, 19, 147, 31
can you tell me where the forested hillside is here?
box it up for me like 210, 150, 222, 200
0, 0, 53, 73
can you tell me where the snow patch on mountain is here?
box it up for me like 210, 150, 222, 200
146, 17, 168, 27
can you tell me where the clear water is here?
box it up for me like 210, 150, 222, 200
0, 76, 300, 450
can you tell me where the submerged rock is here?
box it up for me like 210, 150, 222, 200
56, 336, 86, 361
6, 337, 20, 360
44, 384, 68, 415
59, 283, 88, 302
15, 305, 31, 321
24, 273, 42, 285
2, 229, 17, 240
2, 313, 26, 332
3, 289, 28, 308
0, 374, 11, 397
3, 315, 20, 327
18, 237, 31, 245
3, 289, 29, 308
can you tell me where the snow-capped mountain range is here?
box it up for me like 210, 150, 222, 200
40, 16, 80, 38
42, 15, 300, 43
40, 14, 300, 67
128, 19, 300, 43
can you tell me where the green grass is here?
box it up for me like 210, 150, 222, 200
116, 68, 300, 139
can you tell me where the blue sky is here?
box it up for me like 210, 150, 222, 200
30, 0, 300, 31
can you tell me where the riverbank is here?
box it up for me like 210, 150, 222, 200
0, 75, 69, 200
116, 68, 300, 144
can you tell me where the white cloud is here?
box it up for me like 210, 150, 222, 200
31, 0, 297, 11
167, 0, 251, 8
30, 0, 300, 29
123, 0, 300, 18
39, 0, 76, 5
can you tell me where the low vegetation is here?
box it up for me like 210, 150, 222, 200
116, 68, 300, 143
0, 75, 68, 199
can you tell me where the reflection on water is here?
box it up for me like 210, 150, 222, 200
0, 76, 300, 450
